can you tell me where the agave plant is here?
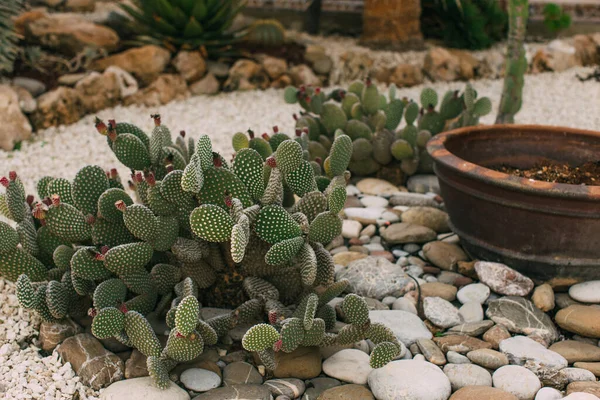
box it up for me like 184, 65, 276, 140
120, 0, 247, 56
0, 0, 23, 75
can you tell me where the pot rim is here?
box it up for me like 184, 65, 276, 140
426, 124, 600, 200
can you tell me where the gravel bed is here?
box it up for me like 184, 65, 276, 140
0, 66, 599, 399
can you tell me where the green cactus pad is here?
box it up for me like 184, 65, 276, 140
121, 268, 154, 295
249, 137, 273, 160
275, 140, 303, 175
151, 264, 181, 295
361, 83, 380, 115
384, 99, 405, 131
326, 185, 346, 215
113, 133, 152, 171
115, 122, 150, 149
367, 322, 398, 344
291, 191, 327, 223
284, 160, 317, 197
98, 188, 133, 223
301, 318, 325, 346
36, 176, 54, 199
71, 247, 111, 280
231, 221, 250, 264
124, 311, 162, 357
308, 211, 342, 245
336, 323, 367, 345
165, 329, 204, 362
255, 205, 302, 244
370, 342, 400, 368
345, 120, 373, 141
473, 97, 492, 116
283, 86, 299, 104
296, 116, 320, 141
0, 221, 19, 254
93, 278, 127, 309
17, 219, 39, 257
175, 295, 200, 335
46, 178, 73, 206
320, 103, 348, 136
298, 243, 317, 286
303, 294, 319, 330
242, 323, 280, 352
0, 247, 47, 282
317, 280, 349, 307
190, 204, 234, 242
72, 165, 109, 216
328, 135, 352, 177
232, 132, 250, 152
45, 202, 92, 242
104, 242, 154, 275
181, 261, 216, 289
342, 294, 369, 325
91, 218, 136, 248
311, 243, 335, 286
147, 356, 171, 390
16, 274, 38, 309
121, 204, 158, 242
196, 319, 218, 345
280, 317, 305, 353
420, 88, 438, 108
391, 139, 414, 161
341, 93, 360, 117
91, 307, 125, 339
232, 148, 266, 201
243, 276, 280, 301
265, 236, 305, 266
404, 102, 419, 125
269, 133, 292, 151
149, 215, 179, 252
199, 167, 253, 209
45, 281, 69, 319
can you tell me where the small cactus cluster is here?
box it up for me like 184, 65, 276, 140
2, 115, 399, 389
283, 79, 492, 180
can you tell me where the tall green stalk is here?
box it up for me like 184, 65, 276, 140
495, 0, 528, 124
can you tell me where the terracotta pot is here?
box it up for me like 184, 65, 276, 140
427, 124, 600, 285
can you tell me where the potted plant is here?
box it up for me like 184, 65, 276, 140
427, 0, 600, 284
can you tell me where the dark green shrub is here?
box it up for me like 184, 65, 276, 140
543, 3, 571, 35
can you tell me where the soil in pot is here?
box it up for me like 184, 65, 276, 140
495, 160, 600, 185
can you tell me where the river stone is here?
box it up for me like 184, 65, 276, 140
434, 335, 492, 354
447, 320, 495, 337
534, 387, 563, 400
566, 381, 600, 396
447, 351, 470, 364
389, 192, 440, 208
572, 362, 600, 377
564, 393, 600, 400
500, 336, 568, 371
493, 365, 542, 400
457, 283, 491, 305
332, 251, 368, 266
360, 195, 389, 208
555, 293, 581, 310
368, 360, 451, 400
417, 338, 447, 365
549, 340, 600, 363
274, 346, 321, 379
100, 377, 190, 400
556, 305, 600, 338
486, 296, 558, 342
57, 333, 124, 390
392, 297, 418, 314
474, 261, 534, 296
263, 379, 305, 398
422, 242, 468, 271
322, 349, 373, 384
39, 318, 82, 351
459, 302, 484, 323
563, 367, 597, 383
369, 310, 432, 346
532, 284, 555, 312
318, 384, 374, 399
356, 178, 400, 195
423, 297, 461, 328
443, 363, 493, 391
400, 206, 449, 233
569, 281, 600, 303
192, 384, 272, 400
303, 377, 341, 399
406, 175, 441, 195
125, 349, 148, 379
336, 256, 412, 300
483, 325, 512, 349
223, 361, 262, 385
449, 386, 518, 400
181, 368, 221, 392
467, 349, 509, 370
342, 220, 363, 239
420, 282, 457, 302
344, 207, 385, 224
381, 223, 437, 245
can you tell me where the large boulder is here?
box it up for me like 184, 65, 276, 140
31, 87, 84, 130
0, 85, 32, 150
91, 45, 171, 85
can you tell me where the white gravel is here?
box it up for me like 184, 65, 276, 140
0, 66, 599, 398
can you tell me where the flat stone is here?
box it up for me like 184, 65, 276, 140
100, 377, 189, 400
274, 347, 321, 379
91, 45, 171, 85
535, 387, 564, 400
443, 363, 492, 391
406, 175, 441, 195
360, 195, 389, 208
459, 302, 484, 323
381, 223, 437, 245
532, 284, 555, 312
500, 336, 568, 371
181, 368, 221, 392
449, 386, 518, 400
417, 339, 447, 365
356, 178, 400, 195
303, 377, 341, 399
336, 256, 412, 300
446, 351, 470, 364
486, 296, 558, 343
172, 50, 206, 83
369, 310, 432, 346
556, 305, 600, 338
0, 85, 32, 150
12, 77, 46, 96
190, 73, 220, 95
457, 284, 491, 305
573, 362, 600, 377
422, 242, 468, 271
566, 381, 600, 397
467, 349, 509, 370
39, 318, 82, 352
569, 281, 600, 303
392, 297, 418, 315
332, 251, 368, 266
555, 293, 581, 310
447, 321, 494, 337
483, 325, 511, 349
57, 333, 124, 390
475, 261, 534, 296
389, 193, 440, 208
192, 384, 272, 400
549, 340, 600, 363
420, 282, 457, 302
322, 349, 373, 384
563, 393, 600, 400
423, 297, 461, 328
434, 335, 492, 354
125, 349, 148, 379
223, 361, 262, 385
263, 379, 305, 398
493, 365, 541, 400
342, 220, 363, 239
563, 367, 597, 383
368, 360, 451, 400
318, 384, 374, 399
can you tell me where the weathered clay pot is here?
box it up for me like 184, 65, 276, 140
427, 124, 600, 285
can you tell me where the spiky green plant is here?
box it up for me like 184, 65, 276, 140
120, 0, 246, 56
0, 0, 23, 75
283, 79, 491, 181
5, 114, 398, 389
245, 19, 286, 48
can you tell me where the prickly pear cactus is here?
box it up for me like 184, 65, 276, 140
3, 114, 398, 389
283, 79, 491, 181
